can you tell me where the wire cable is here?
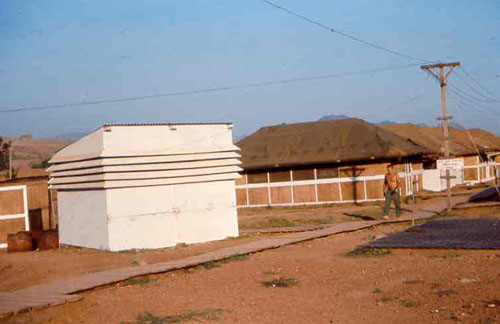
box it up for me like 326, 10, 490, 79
448, 83, 498, 104
450, 100, 500, 193
258, 0, 433, 63
0, 63, 422, 114
453, 69, 499, 102
459, 67, 500, 100
447, 86, 500, 113
423, 73, 500, 112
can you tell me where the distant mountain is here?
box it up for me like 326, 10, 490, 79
448, 122, 465, 130
377, 120, 396, 125
318, 114, 351, 121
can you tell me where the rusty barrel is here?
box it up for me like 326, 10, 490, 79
31, 230, 44, 250
7, 231, 34, 253
38, 230, 59, 250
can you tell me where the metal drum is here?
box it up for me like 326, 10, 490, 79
7, 231, 34, 253
38, 230, 59, 250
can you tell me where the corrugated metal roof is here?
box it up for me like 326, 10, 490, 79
102, 122, 233, 127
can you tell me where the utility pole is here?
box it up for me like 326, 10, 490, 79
421, 62, 460, 211
8, 146, 12, 180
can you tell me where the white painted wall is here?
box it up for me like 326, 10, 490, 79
174, 180, 238, 245
422, 169, 443, 192
52, 124, 240, 251
422, 169, 463, 192
58, 190, 109, 250
103, 180, 238, 251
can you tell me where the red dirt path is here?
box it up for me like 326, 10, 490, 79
7, 220, 500, 324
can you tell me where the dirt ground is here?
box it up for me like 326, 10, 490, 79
5, 206, 500, 324
237, 197, 438, 230
0, 198, 436, 292
0, 197, 466, 293
0, 234, 267, 292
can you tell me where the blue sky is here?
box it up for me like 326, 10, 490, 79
1, 0, 499, 138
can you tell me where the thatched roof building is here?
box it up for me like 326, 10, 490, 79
381, 123, 500, 157
238, 118, 426, 171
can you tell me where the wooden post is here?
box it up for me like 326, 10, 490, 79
8, 146, 12, 180
411, 171, 416, 227
313, 168, 319, 203
48, 188, 57, 229
421, 62, 460, 211
266, 172, 272, 206
245, 174, 250, 206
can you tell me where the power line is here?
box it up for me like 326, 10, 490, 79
459, 67, 500, 100
449, 89, 497, 116
453, 69, 499, 102
424, 72, 500, 110
448, 83, 498, 104
447, 86, 499, 114
258, 0, 432, 63
0, 63, 421, 114
450, 100, 500, 194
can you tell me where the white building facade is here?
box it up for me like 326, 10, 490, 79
48, 123, 241, 251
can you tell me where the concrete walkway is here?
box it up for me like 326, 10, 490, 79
0, 194, 469, 319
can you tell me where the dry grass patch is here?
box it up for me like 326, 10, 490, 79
132, 308, 226, 324
400, 299, 424, 307
344, 247, 391, 257
126, 278, 156, 286
262, 278, 298, 288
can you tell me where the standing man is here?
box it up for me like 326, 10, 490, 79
383, 164, 401, 219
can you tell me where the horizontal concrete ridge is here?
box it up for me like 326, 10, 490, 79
49, 159, 242, 177
47, 152, 242, 172
49, 173, 241, 190
0, 194, 469, 319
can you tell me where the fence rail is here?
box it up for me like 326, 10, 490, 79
236, 167, 423, 208
0, 185, 29, 248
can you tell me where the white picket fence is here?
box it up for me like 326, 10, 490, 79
236, 167, 423, 208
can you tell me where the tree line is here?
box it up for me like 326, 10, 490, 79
0, 137, 11, 171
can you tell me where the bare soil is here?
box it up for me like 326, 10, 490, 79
0, 197, 447, 293
444, 206, 500, 219
5, 136, 71, 171
0, 234, 265, 292
6, 207, 500, 324
237, 197, 440, 230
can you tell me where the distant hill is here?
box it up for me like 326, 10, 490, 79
318, 114, 351, 121
376, 120, 430, 127
448, 122, 465, 130
377, 120, 396, 125
1, 135, 72, 171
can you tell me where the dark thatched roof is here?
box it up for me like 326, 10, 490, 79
237, 119, 426, 171
381, 123, 500, 157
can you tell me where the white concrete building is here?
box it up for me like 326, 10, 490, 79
48, 123, 241, 251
